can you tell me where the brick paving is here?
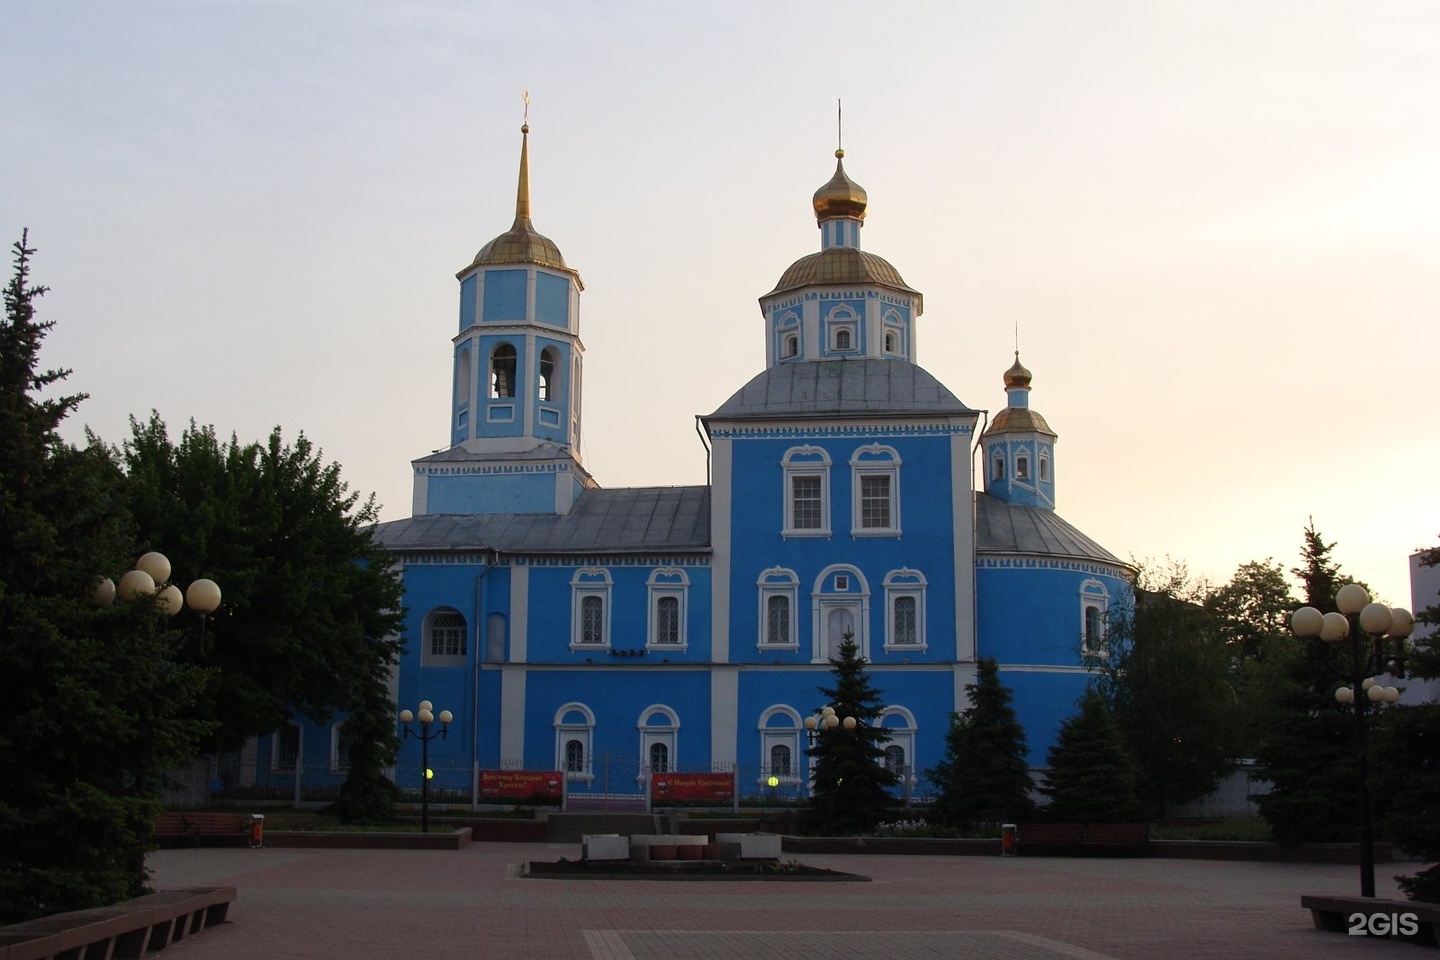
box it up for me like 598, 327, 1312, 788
147, 843, 1424, 959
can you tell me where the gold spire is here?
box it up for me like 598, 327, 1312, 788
514, 119, 531, 225
466, 96, 578, 281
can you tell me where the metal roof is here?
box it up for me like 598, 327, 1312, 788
373, 486, 710, 555
974, 494, 1125, 566
706, 359, 974, 421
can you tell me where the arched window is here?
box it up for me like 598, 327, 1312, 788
1080, 579, 1110, 653
424, 607, 467, 665
893, 595, 917, 644
993, 452, 1006, 481
1085, 606, 1101, 647
539, 347, 558, 401
770, 743, 792, 776
1016, 455, 1030, 480
647, 568, 689, 648
571, 568, 612, 649
784, 334, 798, 358
884, 744, 906, 775
490, 344, 517, 398
884, 331, 896, 353
649, 742, 669, 773
555, 702, 594, 782
835, 328, 852, 350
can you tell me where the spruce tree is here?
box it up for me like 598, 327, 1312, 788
1042, 690, 1143, 822
1250, 522, 1366, 844
804, 633, 897, 834
0, 235, 210, 921
925, 658, 1034, 826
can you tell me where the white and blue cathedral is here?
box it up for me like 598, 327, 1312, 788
267, 123, 1134, 802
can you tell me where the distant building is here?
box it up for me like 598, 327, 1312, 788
252, 124, 1134, 801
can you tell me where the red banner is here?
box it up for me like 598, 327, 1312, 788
479, 770, 563, 800
651, 772, 734, 802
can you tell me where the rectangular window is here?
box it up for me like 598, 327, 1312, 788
581, 595, 605, 644
791, 475, 822, 529
893, 595, 917, 644
654, 595, 680, 644
274, 725, 300, 773
1016, 456, 1029, 480
766, 594, 790, 645
431, 612, 467, 657
860, 474, 891, 528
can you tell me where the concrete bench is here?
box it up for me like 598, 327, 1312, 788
154, 811, 252, 848
1301, 895, 1438, 948
0, 886, 235, 960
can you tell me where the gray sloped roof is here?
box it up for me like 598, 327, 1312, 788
974, 494, 1125, 567
707, 359, 974, 421
373, 485, 710, 555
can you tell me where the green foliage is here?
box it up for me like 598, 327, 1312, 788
1042, 690, 1144, 823
1249, 523, 1366, 845
924, 658, 1034, 825
804, 634, 897, 834
0, 237, 210, 922
1090, 562, 1240, 817
118, 414, 406, 753
1373, 703, 1440, 870
1207, 559, 1294, 663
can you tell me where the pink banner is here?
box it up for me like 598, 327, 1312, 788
479, 770, 563, 800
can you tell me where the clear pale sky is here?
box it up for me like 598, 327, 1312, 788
5, 1, 1437, 609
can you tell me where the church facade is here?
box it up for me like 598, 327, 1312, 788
268, 124, 1133, 802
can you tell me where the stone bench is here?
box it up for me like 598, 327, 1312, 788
1301, 895, 1438, 948
0, 886, 235, 960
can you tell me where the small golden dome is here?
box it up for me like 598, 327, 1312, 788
812, 149, 868, 222
1004, 352, 1032, 389
983, 407, 1056, 438
764, 247, 920, 310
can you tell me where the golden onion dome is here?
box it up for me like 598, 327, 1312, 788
763, 247, 921, 311
983, 406, 1056, 438
463, 123, 580, 283
1004, 352, 1032, 389
812, 149, 868, 222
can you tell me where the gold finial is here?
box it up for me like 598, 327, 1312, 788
521, 88, 530, 133
836, 99, 844, 159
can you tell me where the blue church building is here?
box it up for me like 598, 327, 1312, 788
348, 122, 1132, 803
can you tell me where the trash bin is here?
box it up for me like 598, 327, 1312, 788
249, 814, 265, 849
1001, 823, 1017, 857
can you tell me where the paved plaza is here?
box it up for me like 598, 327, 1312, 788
148, 842, 1423, 959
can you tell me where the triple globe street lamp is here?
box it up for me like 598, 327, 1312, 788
398, 700, 452, 833
1289, 583, 1415, 899
94, 550, 223, 637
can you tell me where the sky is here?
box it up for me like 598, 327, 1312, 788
4, 0, 1437, 609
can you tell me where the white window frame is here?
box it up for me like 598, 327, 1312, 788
782, 446, 831, 538
812, 565, 871, 661
878, 706, 918, 793
850, 443, 902, 536
883, 568, 927, 651
329, 722, 349, 772
647, 568, 689, 649
1039, 452, 1051, 482
825, 304, 860, 355
638, 705, 680, 785
570, 568, 612, 650
1016, 453, 1030, 481
992, 447, 1006, 482
423, 607, 469, 666
775, 310, 801, 363
757, 567, 800, 649
1080, 579, 1110, 655
758, 706, 803, 786
554, 702, 595, 783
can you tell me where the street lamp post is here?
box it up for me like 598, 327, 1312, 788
96, 550, 224, 640
1290, 583, 1414, 898
398, 700, 452, 833
804, 706, 856, 834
